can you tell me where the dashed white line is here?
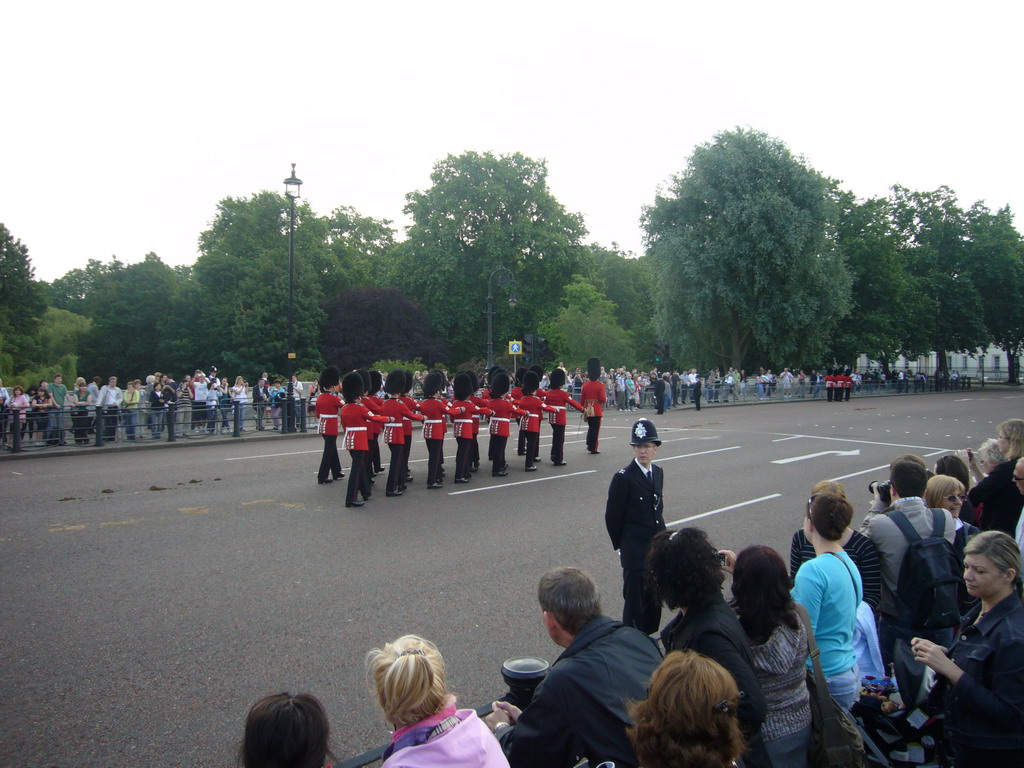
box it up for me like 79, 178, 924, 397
448, 470, 597, 495
659, 446, 742, 462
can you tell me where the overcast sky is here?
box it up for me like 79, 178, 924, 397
4, 1, 1022, 283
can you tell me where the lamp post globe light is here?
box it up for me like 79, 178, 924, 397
486, 265, 517, 371
284, 163, 302, 433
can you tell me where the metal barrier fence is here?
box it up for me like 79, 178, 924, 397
0, 376, 976, 455
0, 399, 310, 454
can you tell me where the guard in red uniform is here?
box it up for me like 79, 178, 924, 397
451, 372, 491, 484
341, 371, 389, 508
581, 357, 607, 454
418, 371, 459, 488
544, 367, 584, 466
516, 370, 556, 471
314, 366, 344, 485
528, 364, 547, 464
825, 368, 836, 402
485, 371, 526, 476
512, 367, 528, 457
380, 369, 424, 497
361, 370, 386, 475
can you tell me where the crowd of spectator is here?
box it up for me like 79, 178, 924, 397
233, 419, 1023, 768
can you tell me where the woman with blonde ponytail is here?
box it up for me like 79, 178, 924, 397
367, 635, 509, 768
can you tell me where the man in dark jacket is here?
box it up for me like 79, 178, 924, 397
485, 567, 662, 768
605, 419, 666, 634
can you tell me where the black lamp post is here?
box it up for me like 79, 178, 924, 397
284, 163, 302, 433
486, 266, 517, 371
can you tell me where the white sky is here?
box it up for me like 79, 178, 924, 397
3, 1, 1022, 283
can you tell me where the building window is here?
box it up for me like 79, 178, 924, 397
962, 356, 968, 369
994, 355, 1002, 371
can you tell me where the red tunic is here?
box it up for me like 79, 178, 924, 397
314, 391, 342, 436
361, 394, 385, 435
418, 397, 458, 440
516, 394, 556, 433
470, 394, 490, 436
543, 389, 584, 426
341, 403, 388, 450
486, 398, 527, 437
450, 399, 491, 438
379, 397, 423, 445
581, 380, 606, 418
400, 395, 419, 438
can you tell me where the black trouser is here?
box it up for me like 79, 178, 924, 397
517, 428, 527, 455
490, 434, 508, 474
692, 385, 701, 411
586, 416, 601, 452
525, 431, 539, 469
470, 433, 480, 468
455, 436, 472, 479
622, 567, 662, 635
346, 449, 370, 504
318, 435, 342, 482
826, 386, 834, 402
550, 424, 566, 463
102, 406, 119, 440
402, 440, 413, 481
72, 410, 93, 444
370, 433, 383, 473
386, 443, 404, 492
844, 386, 851, 402
426, 438, 443, 485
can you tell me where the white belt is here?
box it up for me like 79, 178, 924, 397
424, 419, 443, 424
319, 414, 338, 420
491, 417, 510, 422
550, 405, 565, 410
454, 419, 473, 423
383, 423, 400, 431
346, 426, 367, 431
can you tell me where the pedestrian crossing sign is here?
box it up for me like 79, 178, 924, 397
509, 340, 522, 355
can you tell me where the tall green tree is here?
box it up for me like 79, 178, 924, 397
888, 186, 988, 371
47, 259, 119, 316
538, 275, 637, 369
388, 151, 588, 365
322, 206, 396, 298
580, 244, 657, 351
644, 128, 851, 371
0, 224, 47, 378
193, 191, 327, 377
77, 253, 182, 379
964, 203, 1024, 383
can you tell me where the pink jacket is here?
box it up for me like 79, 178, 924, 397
381, 709, 509, 768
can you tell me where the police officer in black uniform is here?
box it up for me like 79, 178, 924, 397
604, 418, 666, 634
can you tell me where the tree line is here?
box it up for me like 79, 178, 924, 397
1, 131, 1021, 388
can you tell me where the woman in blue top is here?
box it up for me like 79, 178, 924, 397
792, 493, 863, 710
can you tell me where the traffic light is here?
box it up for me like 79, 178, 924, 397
654, 341, 669, 363
535, 336, 549, 363
523, 333, 536, 363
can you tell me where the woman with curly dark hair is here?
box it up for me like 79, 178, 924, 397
724, 545, 811, 768
647, 527, 771, 768
628, 650, 745, 768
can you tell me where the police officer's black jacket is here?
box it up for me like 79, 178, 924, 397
497, 615, 662, 768
605, 460, 665, 570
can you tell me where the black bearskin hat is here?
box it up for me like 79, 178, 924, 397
319, 366, 340, 390
358, 369, 372, 394
384, 369, 406, 395
369, 369, 383, 394
587, 357, 601, 381
423, 371, 445, 398
523, 370, 539, 396
514, 367, 527, 387
453, 372, 473, 401
489, 371, 510, 398
342, 371, 364, 403
529, 364, 545, 380
549, 368, 566, 390
404, 370, 413, 394
488, 366, 505, 385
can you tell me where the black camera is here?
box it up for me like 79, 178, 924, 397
868, 480, 892, 505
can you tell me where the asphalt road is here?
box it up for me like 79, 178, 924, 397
1, 390, 1018, 767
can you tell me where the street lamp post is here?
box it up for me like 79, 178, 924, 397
284, 163, 303, 433
486, 266, 517, 371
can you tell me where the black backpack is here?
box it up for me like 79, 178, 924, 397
890, 508, 963, 629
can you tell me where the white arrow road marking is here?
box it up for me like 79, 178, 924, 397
771, 449, 861, 465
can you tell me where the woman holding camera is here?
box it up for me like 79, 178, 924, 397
647, 527, 771, 768
912, 531, 1024, 767
962, 419, 1024, 536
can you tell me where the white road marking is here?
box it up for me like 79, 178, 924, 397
772, 449, 860, 465
659, 446, 741, 462
227, 449, 320, 460
772, 436, 804, 442
829, 464, 890, 482
667, 494, 783, 527
448, 470, 597, 495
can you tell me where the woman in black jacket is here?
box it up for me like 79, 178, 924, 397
963, 419, 1024, 535
647, 527, 771, 768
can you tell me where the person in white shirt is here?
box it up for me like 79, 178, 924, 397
96, 377, 123, 441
